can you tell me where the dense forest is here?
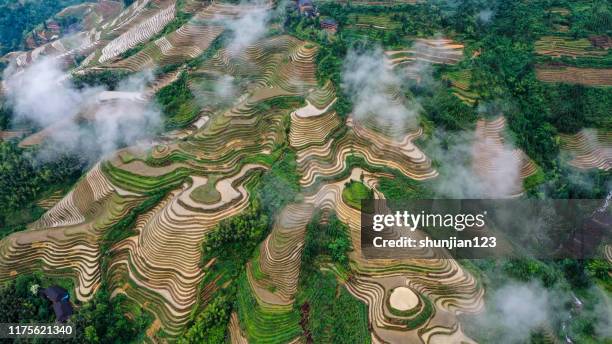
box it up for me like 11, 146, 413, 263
0, 141, 86, 238
0, 0, 86, 56
0, 273, 151, 343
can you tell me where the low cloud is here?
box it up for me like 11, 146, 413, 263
476, 99, 512, 118
223, 1, 270, 55
342, 48, 420, 138
473, 281, 566, 344
468, 278, 612, 344
593, 290, 612, 339
425, 128, 522, 198
214, 74, 236, 99
478, 9, 494, 23
3, 57, 161, 161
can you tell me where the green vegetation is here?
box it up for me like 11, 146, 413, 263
0, 103, 12, 130
462, 258, 611, 344
190, 177, 221, 204
102, 160, 190, 194
158, 0, 193, 38
100, 188, 171, 272
299, 153, 431, 201
201, 198, 269, 271
316, 155, 431, 202
434, 0, 612, 201
537, 166, 610, 199
0, 274, 151, 344
0, 141, 85, 237
156, 72, 199, 129
119, 42, 146, 60
179, 292, 232, 344
236, 273, 302, 343
257, 148, 301, 215
181, 191, 270, 341
378, 173, 432, 201
76, 287, 152, 344
288, 0, 610, 174
568, 0, 611, 36
443, 68, 479, 105
342, 179, 372, 210
302, 212, 352, 273
0, 273, 74, 324
121, 0, 194, 60
417, 84, 478, 131
296, 212, 369, 343
0, 1, 610, 342
184, 146, 302, 341
544, 83, 612, 132
523, 167, 546, 193
72, 70, 131, 91
0, 0, 85, 55
314, 3, 447, 39
186, 31, 230, 69
296, 271, 370, 343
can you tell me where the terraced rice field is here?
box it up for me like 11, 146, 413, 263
535, 36, 609, 58
108, 3, 233, 72
0, 129, 29, 140
387, 38, 464, 64
0, 163, 140, 301
7, 0, 159, 69
99, 3, 176, 63
386, 38, 464, 80
534, 32, 612, 86
283, 84, 481, 342
472, 117, 538, 197
347, 13, 402, 30
443, 69, 478, 105
16, 73, 173, 148
560, 129, 611, 171
36, 191, 66, 210
1, 3, 484, 342
536, 66, 612, 86
1, 32, 325, 337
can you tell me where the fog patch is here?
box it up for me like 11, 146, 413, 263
223, 1, 270, 55
472, 281, 568, 344
342, 48, 420, 138
214, 74, 236, 99
478, 9, 494, 23
3, 57, 161, 161
425, 127, 523, 198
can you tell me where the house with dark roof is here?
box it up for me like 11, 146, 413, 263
297, 0, 316, 17
589, 35, 611, 49
321, 18, 338, 33
46, 21, 61, 34
40, 286, 73, 323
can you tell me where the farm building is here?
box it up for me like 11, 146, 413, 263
321, 18, 338, 33
40, 286, 73, 323
589, 35, 611, 49
297, 0, 317, 16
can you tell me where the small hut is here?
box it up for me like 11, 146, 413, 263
297, 0, 316, 17
321, 18, 338, 33
40, 286, 73, 323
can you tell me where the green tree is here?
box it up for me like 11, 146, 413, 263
179, 294, 232, 344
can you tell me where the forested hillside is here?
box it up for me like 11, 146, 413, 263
0, 0, 89, 56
